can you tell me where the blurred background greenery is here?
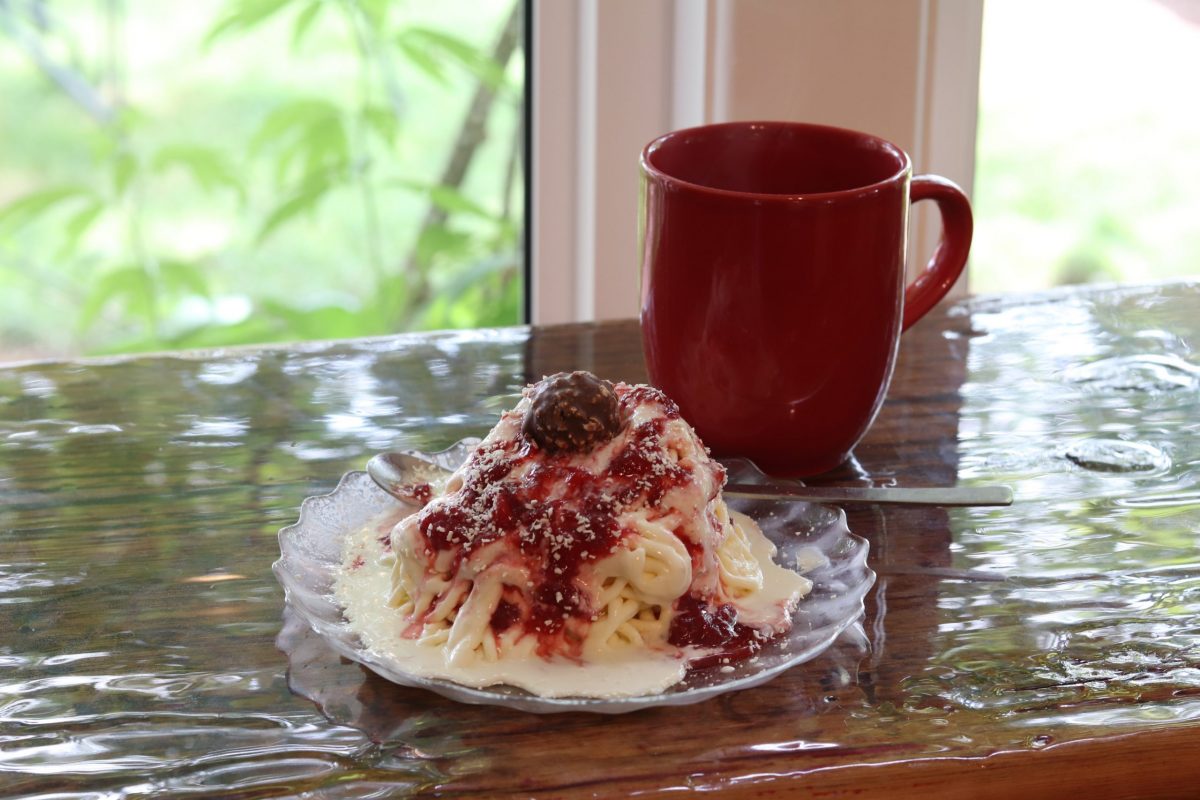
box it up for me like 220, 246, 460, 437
0, 0, 523, 361
971, 0, 1200, 294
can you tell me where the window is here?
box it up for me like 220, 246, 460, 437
0, 0, 526, 360
972, 0, 1200, 292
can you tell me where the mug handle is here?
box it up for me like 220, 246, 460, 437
902, 175, 974, 331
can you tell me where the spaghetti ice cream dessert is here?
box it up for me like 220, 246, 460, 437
336, 372, 812, 698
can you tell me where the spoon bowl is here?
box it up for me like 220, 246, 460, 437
366, 451, 456, 504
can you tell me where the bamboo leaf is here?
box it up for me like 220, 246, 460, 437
274, 125, 348, 187
428, 185, 496, 220
114, 106, 148, 134
371, 277, 409, 325
250, 99, 348, 185
164, 317, 286, 350
483, 267, 523, 327
396, 26, 507, 89
0, 186, 94, 234
357, 0, 390, 30
423, 256, 519, 329
260, 299, 384, 338
291, 0, 323, 50
152, 144, 245, 200
58, 200, 105, 257
395, 36, 449, 85
388, 180, 497, 220
300, 116, 349, 177
78, 266, 156, 331
113, 152, 137, 197
256, 177, 333, 244
363, 105, 398, 146
205, 0, 296, 48
414, 223, 474, 266
250, 98, 340, 152
439, 252, 518, 301
159, 260, 212, 299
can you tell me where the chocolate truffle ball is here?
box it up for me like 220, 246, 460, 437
522, 371, 622, 455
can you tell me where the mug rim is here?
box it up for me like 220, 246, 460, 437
640, 120, 912, 202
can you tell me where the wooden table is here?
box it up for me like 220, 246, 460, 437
2, 281, 1199, 798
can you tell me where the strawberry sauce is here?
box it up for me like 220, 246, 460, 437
667, 593, 767, 667
414, 384, 742, 658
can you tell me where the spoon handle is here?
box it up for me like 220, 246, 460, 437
368, 451, 1014, 508
723, 484, 1013, 507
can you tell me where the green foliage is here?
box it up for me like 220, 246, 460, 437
0, 186, 96, 234
396, 26, 511, 90
970, 0, 1200, 295
0, 0, 523, 358
152, 145, 246, 201
290, 1, 325, 49
204, 0, 296, 48
431, 184, 503, 221
79, 265, 158, 332
59, 200, 105, 258
257, 173, 338, 245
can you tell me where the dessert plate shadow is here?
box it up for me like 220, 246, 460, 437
273, 441, 876, 714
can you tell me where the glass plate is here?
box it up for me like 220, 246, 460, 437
273, 441, 876, 714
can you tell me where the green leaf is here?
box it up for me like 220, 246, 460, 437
78, 266, 156, 332
291, 0, 323, 50
205, 0, 296, 48
251, 98, 341, 152
297, 116, 349, 179
260, 299, 386, 339
395, 35, 449, 85
363, 105, 398, 146
357, 0, 390, 29
479, 266, 523, 327
88, 333, 171, 356
113, 106, 148, 135
440, 252, 519, 302
417, 294, 452, 330
164, 317, 288, 351
388, 180, 497, 220
414, 223, 474, 266
272, 123, 348, 187
58, 200, 105, 258
113, 152, 137, 197
152, 144, 245, 200
428, 186, 496, 220
423, 255, 520, 329
251, 99, 350, 185
0, 186, 94, 234
256, 176, 333, 244
159, 260, 212, 299
396, 26, 508, 89
370, 277, 409, 325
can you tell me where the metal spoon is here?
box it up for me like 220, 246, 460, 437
366, 451, 1013, 508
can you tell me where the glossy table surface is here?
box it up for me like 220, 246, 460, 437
2, 281, 1199, 798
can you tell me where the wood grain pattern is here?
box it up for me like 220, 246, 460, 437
2, 283, 1199, 798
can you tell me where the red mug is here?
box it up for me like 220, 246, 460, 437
638, 121, 972, 477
